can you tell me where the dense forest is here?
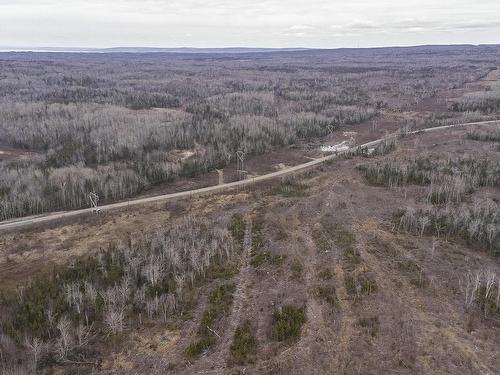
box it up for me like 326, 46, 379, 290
1, 46, 500, 220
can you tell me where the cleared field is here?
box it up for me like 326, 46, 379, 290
1, 122, 499, 374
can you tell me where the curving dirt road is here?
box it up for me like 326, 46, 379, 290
0, 120, 498, 231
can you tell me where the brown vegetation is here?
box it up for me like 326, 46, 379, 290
1, 47, 500, 374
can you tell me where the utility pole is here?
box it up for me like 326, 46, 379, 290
88, 192, 100, 213
236, 150, 246, 181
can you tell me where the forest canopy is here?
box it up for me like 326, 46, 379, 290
1, 46, 500, 220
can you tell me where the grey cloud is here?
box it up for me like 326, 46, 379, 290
331, 18, 500, 35
289, 25, 315, 30
452, 20, 500, 30
1, 0, 500, 48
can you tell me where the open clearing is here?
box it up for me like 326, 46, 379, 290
1, 122, 499, 374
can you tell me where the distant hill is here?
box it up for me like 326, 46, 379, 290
2, 44, 500, 55
0, 46, 310, 54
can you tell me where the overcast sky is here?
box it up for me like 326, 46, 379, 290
1, 0, 500, 48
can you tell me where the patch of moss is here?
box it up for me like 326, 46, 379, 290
251, 214, 265, 252
186, 282, 235, 358
199, 282, 235, 333
357, 316, 379, 337
271, 177, 308, 197
228, 214, 246, 248
251, 252, 285, 267
290, 259, 304, 280
229, 319, 257, 365
185, 336, 214, 358
271, 305, 307, 342
345, 271, 377, 297
331, 225, 356, 248
316, 285, 338, 306
206, 261, 239, 280
313, 223, 356, 254
397, 260, 429, 288
343, 247, 362, 269
318, 268, 333, 281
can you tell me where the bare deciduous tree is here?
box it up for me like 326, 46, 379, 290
23, 336, 44, 371
55, 317, 73, 361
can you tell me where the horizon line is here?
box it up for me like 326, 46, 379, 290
1, 43, 500, 54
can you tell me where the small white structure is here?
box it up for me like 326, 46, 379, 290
320, 140, 351, 153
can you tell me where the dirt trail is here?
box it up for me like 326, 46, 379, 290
331, 262, 356, 373
303, 232, 339, 374
251, 209, 340, 374
217, 217, 254, 366
184, 216, 254, 374
355, 223, 495, 374
289, 212, 337, 374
